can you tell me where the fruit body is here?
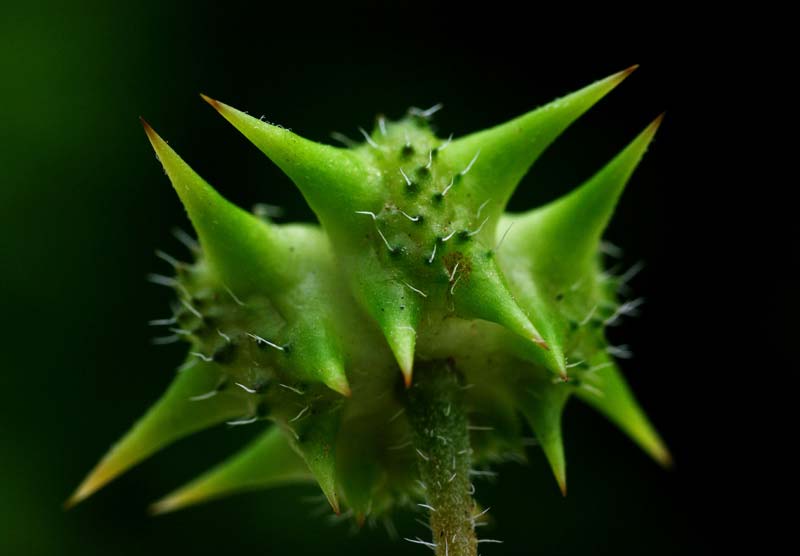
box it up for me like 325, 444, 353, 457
69, 67, 668, 555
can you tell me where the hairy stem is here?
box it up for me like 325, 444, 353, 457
406, 361, 477, 556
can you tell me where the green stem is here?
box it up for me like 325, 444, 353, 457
406, 361, 477, 556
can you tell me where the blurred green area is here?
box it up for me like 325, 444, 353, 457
1, 3, 699, 554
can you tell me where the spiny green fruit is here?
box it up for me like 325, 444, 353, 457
68, 66, 669, 555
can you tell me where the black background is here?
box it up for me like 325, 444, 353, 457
1, 2, 732, 554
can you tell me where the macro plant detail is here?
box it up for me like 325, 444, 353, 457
68, 66, 669, 555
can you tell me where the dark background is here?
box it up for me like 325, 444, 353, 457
1, 3, 722, 555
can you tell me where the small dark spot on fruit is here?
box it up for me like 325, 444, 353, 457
202, 315, 217, 328
213, 342, 236, 364
256, 401, 270, 417
555, 293, 564, 301
252, 377, 270, 392
282, 343, 293, 355
432, 192, 444, 203
456, 230, 471, 242
416, 166, 430, 178
401, 144, 414, 157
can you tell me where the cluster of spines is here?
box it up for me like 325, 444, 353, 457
67, 67, 670, 536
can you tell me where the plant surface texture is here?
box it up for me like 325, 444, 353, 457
68, 66, 668, 556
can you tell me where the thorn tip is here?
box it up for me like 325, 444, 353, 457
648, 112, 666, 133
139, 117, 156, 139
147, 500, 173, 516
657, 446, 674, 469
199, 93, 221, 111
336, 380, 352, 398
63, 493, 81, 510
618, 64, 639, 79
403, 368, 413, 389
